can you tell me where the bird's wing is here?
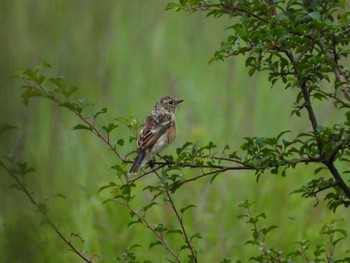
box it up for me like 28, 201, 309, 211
137, 114, 172, 150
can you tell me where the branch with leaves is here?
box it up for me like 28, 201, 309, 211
0, 157, 96, 263
166, 0, 350, 210
13, 39, 349, 262
239, 200, 349, 262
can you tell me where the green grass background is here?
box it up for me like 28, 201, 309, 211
0, 1, 349, 262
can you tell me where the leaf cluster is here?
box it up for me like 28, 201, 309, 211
165, 0, 350, 210
237, 200, 349, 262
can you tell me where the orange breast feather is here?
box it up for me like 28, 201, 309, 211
167, 121, 176, 144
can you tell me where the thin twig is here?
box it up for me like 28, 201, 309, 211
26, 80, 128, 162
128, 155, 321, 186
74, 110, 128, 162
127, 163, 168, 184
115, 198, 180, 262
311, 182, 339, 196
324, 162, 350, 198
173, 167, 233, 187
284, 51, 324, 152
151, 169, 197, 262
327, 224, 334, 262
313, 88, 350, 108
164, 190, 198, 262
316, 40, 350, 92
195, 3, 269, 24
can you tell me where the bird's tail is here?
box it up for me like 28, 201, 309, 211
129, 150, 146, 173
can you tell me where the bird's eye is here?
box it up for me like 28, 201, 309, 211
169, 100, 174, 105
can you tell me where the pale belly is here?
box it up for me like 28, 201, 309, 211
150, 133, 168, 154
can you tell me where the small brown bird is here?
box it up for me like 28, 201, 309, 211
129, 96, 183, 173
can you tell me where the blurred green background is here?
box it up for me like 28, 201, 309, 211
1, 1, 348, 262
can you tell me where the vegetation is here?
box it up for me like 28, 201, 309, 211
1, 0, 350, 262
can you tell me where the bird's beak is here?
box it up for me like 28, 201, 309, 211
176, 99, 184, 104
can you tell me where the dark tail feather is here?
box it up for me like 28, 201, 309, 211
129, 151, 146, 173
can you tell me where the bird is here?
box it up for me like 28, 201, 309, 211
129, 96, 183, 173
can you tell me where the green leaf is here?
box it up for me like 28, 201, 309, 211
0, 124, 18, 135
92, 107, 108, 119
176, 141, 193, 155
344, 111, 350, 122
165, 2, 182, 11
48, 77, 77, 98
261, 225, 278, 235
180, 204, 197, 214
21, 86, 44, 105
128, 219, 141, 227
166, 229, 183, 235
314, 166, 325, 175
180, 244, 189, 251
271, 168, 278, 174
102, 199, 115, 205
59, 102, 83, 113
309, 11, 321, 21
102, 123, 118, 133
239, 199, 255, 209
98, 181, 117, 193
143, 201, 158, 212
72, 124, 92, 131
116, 138, 124, 146
17, 161, 35, 176
256, 212, 266, 220
149, 241, 162, 249
210, 172, 221, 184
44, 193, 66, 201
333, 228, 347, 237
237, 214, 249, 219
190, 232, 202, 241
153, 223, 167, 232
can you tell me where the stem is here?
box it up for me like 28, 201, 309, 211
316, 40, 350, 91
151, 169, 197, 262
74, 110, 127, 162
165, 190, 198, 263
127, 155, 321, 187
328, 224, 334, 262
115, 199, 180, 263
313, 88, 350, 108
285, 51, 350, 200
324, 162, 350, 198
194, 3, 268, 24
284, 51, 324, 152
27, 80, 128, 162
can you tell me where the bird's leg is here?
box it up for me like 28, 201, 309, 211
157, 154, 173, 167
147, 157, 156, 169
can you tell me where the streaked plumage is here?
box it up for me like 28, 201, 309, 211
129, 96, 183, 173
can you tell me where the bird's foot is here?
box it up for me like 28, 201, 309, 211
157, 154, 173, 167
147, 158, 156, 169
